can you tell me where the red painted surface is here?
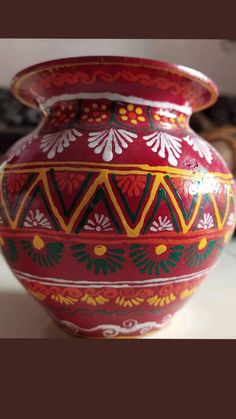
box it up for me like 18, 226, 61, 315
0, 56, 235, 338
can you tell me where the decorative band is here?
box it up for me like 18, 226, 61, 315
40, 92, 193, 115
13, 266, 211, 288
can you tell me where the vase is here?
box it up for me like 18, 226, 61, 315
0, 56, 235, 338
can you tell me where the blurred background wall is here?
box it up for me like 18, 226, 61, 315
0, 39, 236, 94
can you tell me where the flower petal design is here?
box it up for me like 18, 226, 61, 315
150, 216, 174, 232
143, 131, 182, 166
88, 128, 137, 162
40, 128, 82, 159
197, 213, 214, 230
8, 129, 38, 160
84, 213, 113, 232
23, 210, 52, 229
183, 135, 213, 164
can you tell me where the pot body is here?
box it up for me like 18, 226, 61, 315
0, 57, 236, 338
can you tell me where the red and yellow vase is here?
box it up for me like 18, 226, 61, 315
0, 56, 235, 338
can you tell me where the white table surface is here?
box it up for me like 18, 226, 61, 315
0, 239, 236, 339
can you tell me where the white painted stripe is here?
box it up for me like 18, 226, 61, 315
13, 267, 210, 285
14, 267, 210, 288
40, 92, 192, 115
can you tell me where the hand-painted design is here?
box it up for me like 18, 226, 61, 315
226, 212, 236, 226
17, 267, 209, 289
51, 306, 162, 317
150, 216, 174, 232
0, 238, 18, 262
21, 275, 204, 311
1, 163, 234, 235
7, 129, 38, 160
143, 131, 182, 166
51, 294, 78, 305
70, 243, 125, 275
147, 294, 176, 306
115, 296, 144, 308
80, 100, 111, 123
49, 169, 93, 218
183, 135, 213, 164
19, 185, 60, 231
54, 172, 86, 194
193, 194, 216, 232
40, 128, 82, 159
23, 209, 52, 229
47, 100, 78, 128
115, 175, 147, 197
84, 213, 113, 232
197, 213, 214, 230
87, 128, 137, 162
114, 288, 153, 308
110, 174, 152, 225
75, 187, 123, 234
5, 174, 29, 194
184, 238, 217, 268
143, 188, 180, 233
2, 173, 37, 220
116, 103, 146, 125
80, 293, 109, 306
21, 236, 64, 267
150, 108, 188, 129
58, 316, 172, 337
130, 243, 184, 276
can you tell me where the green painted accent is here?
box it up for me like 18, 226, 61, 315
111, 173, 152, 224
193, 194, 216, 231
147, 106, 154, 128
129, 244, 184, 276
3, 239, 18, 263
75, 187, 123, 234
55, 306, 162, 317
21, 240, 64, 267
143, 187, 180, 233
49, 169, 93, 218
184, 239, 217, 268
166, 175, 199, 221
3, 173, 36, 220
19, 185, 60, 231
71, 243, 125, 275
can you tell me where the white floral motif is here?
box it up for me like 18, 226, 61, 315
7, 130, 38, 161
150, 216, 174, 232
84, 213, 113, 232
88, 128, 137, 162
227, 212, 236, 226
143, 131, 182, 166
23, 210, 52, 229
40, 128, 82, 159
197, 213, 214, 230
183, 135, 213, 164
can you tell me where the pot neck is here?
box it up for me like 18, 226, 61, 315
39, 95, 191, 130
11, 56, 218, 114
40, 92, 193, 117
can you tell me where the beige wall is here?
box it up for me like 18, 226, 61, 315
0, 39, 236, 94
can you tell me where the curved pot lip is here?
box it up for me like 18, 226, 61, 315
11, 55, 219, 112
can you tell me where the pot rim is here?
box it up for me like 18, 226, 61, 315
11, 55, 219, 112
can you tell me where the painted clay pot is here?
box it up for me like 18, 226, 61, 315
0, 56, 235, 338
